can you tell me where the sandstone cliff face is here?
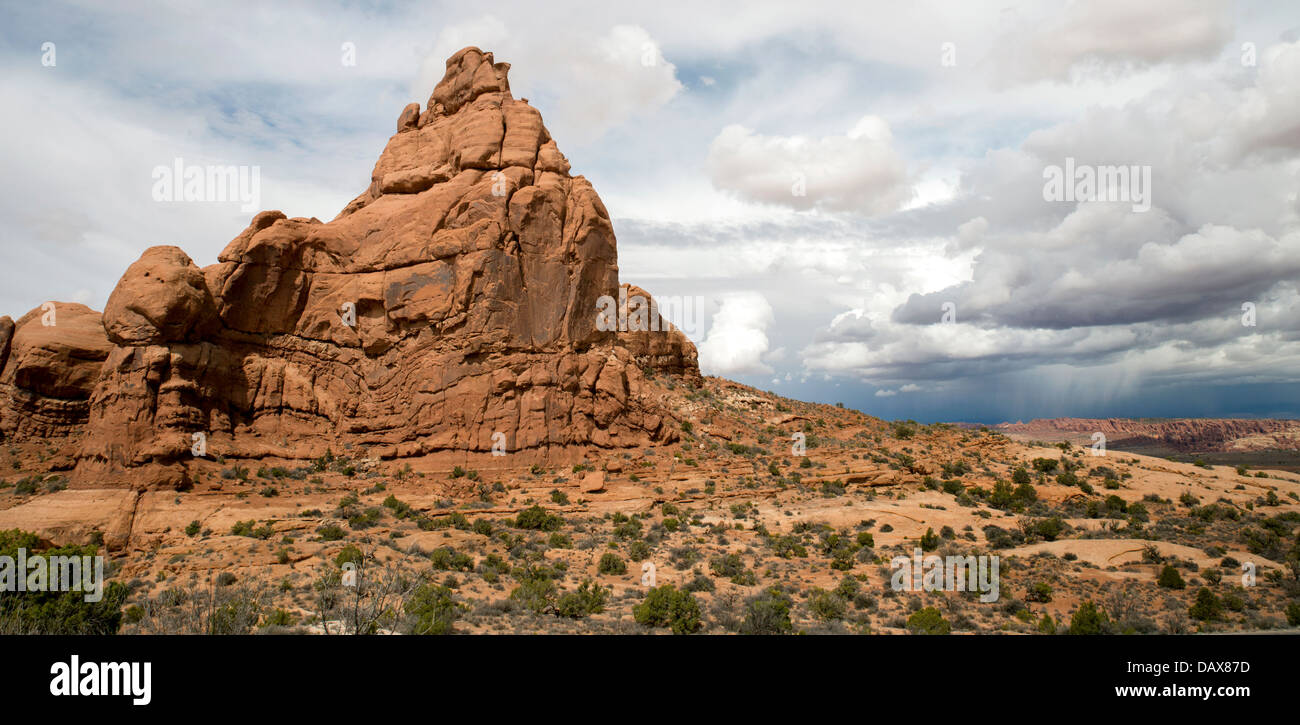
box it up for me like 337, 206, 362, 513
0, 303, 112, 439
616, 284, 701, 381
0, 47, 699, 490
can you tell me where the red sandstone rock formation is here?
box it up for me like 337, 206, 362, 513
0, 303, 112, 439
616, 284, 701, 381
0, 47, 700, 490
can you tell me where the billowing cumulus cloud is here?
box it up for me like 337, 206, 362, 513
698, 292, 775, 376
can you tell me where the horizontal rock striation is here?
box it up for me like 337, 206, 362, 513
997, 417, 1300, 452
0, 303, 112, 439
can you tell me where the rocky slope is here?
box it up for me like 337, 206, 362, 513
0, 47, 699, 492
4, 375, 1299, 634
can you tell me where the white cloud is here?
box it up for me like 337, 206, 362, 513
697, 292, 775, 376
992, 0, 1233, 85
1230, 40, 1300, 154
706, 115, 913, 215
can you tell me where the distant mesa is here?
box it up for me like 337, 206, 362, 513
993, 417, 1300, 454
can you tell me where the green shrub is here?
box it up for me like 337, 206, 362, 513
509, 569, 558, 614
1068, 600, 1110, 634
597, 553, 627, 575
906, 606, 950, 635
430, 547, 474, 572
261, 608, 298, 628
1033, 517, 1065, 541
1285, 602, 1300, 627
407, 584, 465, 634
1025, 582, 1053, 603
316, 524, 346, 541
347, 507, 383, 530
514, 505, 563, 531
335, 544, 363, 567
1188, 587, 1223, 621
634, 585, 702, 634
627, 540, 652, 561
1157, 565, 1185, 589
709, 552, 747, 579
834, 576, 860, 600
382, 495, 412, 518
0, 530, 128, 634
808, 589, 847, 621
231, 520, 274, 539
919, 527, 939, 551
555, 580, 609, 619
739, 587, 794, 634
1012, 482, 1038, 505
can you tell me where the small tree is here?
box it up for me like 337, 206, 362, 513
634, 585, 702, 634
919, 527, 939, 552
1068, 600, 1110, 634
406, 584, 465, 635
1188, 587, 1223, 622
1157, 564, 1186, 589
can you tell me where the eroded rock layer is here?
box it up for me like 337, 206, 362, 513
0, 303, 112, 439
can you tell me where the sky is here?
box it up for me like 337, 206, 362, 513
1, 0, 1298, 423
